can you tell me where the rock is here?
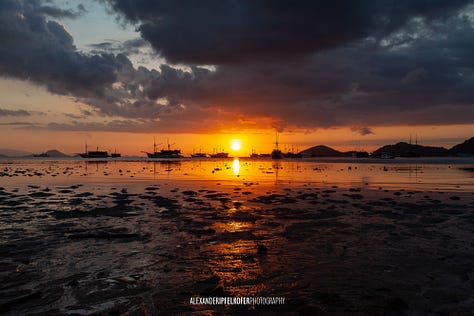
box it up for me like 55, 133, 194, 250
257, 243, 268, 255
67, 232, 140, 239
66, 279, 79, 287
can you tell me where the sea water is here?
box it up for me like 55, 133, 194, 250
1, 157, 473, 191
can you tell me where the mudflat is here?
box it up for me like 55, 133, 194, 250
0, 159, 473, 315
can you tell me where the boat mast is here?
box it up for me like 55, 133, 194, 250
275, 132, 279, 150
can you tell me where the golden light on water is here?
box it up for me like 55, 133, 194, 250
232, 158, 240, 176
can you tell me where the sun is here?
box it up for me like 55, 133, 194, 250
230, 139, 242, 151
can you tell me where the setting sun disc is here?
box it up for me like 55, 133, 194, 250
230, 139, 242, 151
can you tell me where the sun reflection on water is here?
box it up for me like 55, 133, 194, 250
232, 158, 240, 176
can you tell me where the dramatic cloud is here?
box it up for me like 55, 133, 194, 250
100, 0, 474, 131
34, 2, 86, 19
0, 0, 179, 123
0, 108, 30, 117
0, 0, 118, 97
1, 0, 474, 134
351, 126, 374, 136
0, 121, 38, 127
88, 38, 147, 55
104, 0, 472, 64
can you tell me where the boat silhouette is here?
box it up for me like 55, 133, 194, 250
79, 144, 110, 158
145, 138, 183, 158
209, 152, 229, 158
209, 145, 228, 158
271, 133, 283, 159
191, 146, 207, 158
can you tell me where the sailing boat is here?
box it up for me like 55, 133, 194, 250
145, 138, 183, 158
191, 146, 207, 158
111, 148, 121, 158
209, 145, 229, 158
79, 143, 110, 158
250, 148, 259, 158
271, 133, 283, 159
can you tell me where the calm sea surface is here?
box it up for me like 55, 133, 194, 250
1, 157, 473, 192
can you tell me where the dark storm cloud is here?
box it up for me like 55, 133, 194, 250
46, 108, 227, 133
0, 108, 30, 116
0, 0, 174, 121
104, 0, 472, 64
351, 126, 374, 136
87, 0, 474, 133
35, 2, 86, 19
2, 0, 474, 134
0, 121, 37, 126
88, 38, 147, 55
135, 29, 474, 131
0, 0, 121, 97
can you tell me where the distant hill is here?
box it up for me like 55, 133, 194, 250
372, 142, 449, 157
300, 137, 474, 158
28, 149, 70, 158
299, 145, 370, 158
300, 145, 347, 157
450, 137, 474, 156
44, 149, 69, 157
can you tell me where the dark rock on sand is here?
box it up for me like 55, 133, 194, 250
141, 194, 180, 210
343, 193, 364, 200
182, 190, 198, 196
250, 194, 297, 204
30, 191, 55, 198
67, 232, 141, 240
257, 243, 268, 255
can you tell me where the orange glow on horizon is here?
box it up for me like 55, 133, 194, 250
1, 123, 473, 157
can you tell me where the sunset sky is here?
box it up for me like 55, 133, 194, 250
1, 0, 474, 155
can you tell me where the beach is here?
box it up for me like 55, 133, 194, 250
1, 158, 473, 315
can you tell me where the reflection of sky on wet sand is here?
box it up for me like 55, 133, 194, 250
1, 157, 473, 314
215, 220, 252, 233
202, 239, 267, 297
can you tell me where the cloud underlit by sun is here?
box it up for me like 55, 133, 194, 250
230, 139, 242, 151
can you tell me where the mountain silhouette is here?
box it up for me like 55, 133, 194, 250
450, 137, 474, 156
300, 137, 474, 158
372, 142, 450, 158
30, 149, 70, 158
300, 145, 347, 157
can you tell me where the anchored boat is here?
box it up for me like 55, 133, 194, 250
145, 138, 183, 158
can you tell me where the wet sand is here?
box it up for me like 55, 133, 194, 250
1, 161, 474, 315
